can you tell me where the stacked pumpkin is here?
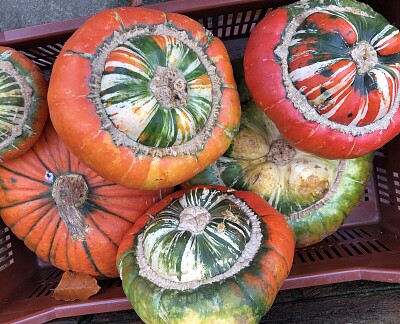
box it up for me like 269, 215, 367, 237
0, 0, 400, 322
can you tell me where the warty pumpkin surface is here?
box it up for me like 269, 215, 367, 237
244, 0, 400, 159
48, 7, 240, 190
185, 59, 373, 248
0, 46, 48, 162
0, 122, 174, 278
117, 186, 294, 323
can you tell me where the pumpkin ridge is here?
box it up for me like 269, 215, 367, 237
65, 50, 93, 60
1, 196, 40, 210
230, 276, 259, 317
234, 274, 267, 317
49, 218, 66, 267
40, 129, 64, 172
85, 206, 134, 240
81, 164, 101, 182
12, 201, 53, 237
46, 217, 62, 264
64, 229, 72, 271
257, 245, 291, 278
0, 164, 50, 186
111, 8, 127, 31
82, 240, 107, 278
67, 148, 72, 173
85, 195, 139, 224
84, 214, 119, 248
21, 207, 56, 255
32, 144, 60, 176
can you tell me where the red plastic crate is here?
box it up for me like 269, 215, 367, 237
1, 0, 400, 322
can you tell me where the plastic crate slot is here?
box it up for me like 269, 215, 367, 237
37, 58, 55, 65
99, 277, 122, 289
0, 237, 11, 251
377, 175, 388, 182
339, 244, 353, 256
364, 190, 370, 201
32, 60, 48, 67
378, 183, 389, 191
374, 240, 391, 252
350, 229, 362, 238
328, 245, 343, 258
28, 283, 49, 298
335, 231, 348, 241
45, 44, 62, 53
45, 282, 59, 297
0, 228, 13, 273
296, 252, 307, 263
379, 196, 394, 206
320, 247, 334, 260
0, 255, 14, 272
237, 11, 249, 35
366, 240, 383, 252
20, 50, 38, 59
305, 251, 316, 262
312, 248, 326, 261
343, 230, 356, 239
54, 43, 64, 50
45, 268, 63, 281
36, 46, 57, 55
0, 241, 12, 257
359, 228, 372, 237
24, 48, 50, 57
379, 189, 390, 198
358, 242, 372, 254
376, 167, 388, 175
329, 233, 340, 242
348, 243, 364, 255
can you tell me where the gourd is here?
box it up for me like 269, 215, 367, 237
0, 122, 173, 278
117, 186, 294, 323
0, 46, 48, 162
244, 0, 400, 159
48, 7, 240, 190
185, 59, 373, 248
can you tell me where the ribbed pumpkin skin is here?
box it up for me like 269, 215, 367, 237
244, 0, 400, 159
0, 46, 48, 162
117, 186, 294, 323
0, 122, 173, 278
184, 59, 373, 248
48, 7, 240, 190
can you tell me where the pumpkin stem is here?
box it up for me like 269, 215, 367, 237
350, 41, 378, 75
178, 206, 210, 233
266, 139, 296, 166
150, 66, 188, 109
52, 174, 89, 241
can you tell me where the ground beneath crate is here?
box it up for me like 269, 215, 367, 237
0, 0, 170, 31
50, 280, 400, 323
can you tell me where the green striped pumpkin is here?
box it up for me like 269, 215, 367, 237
244, 0, 400, 159
0, 46, 48, 162
184, 59, 373, 247
117, 186, 294, 323
48, 7, 240, 190
101, 34, 213, 148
